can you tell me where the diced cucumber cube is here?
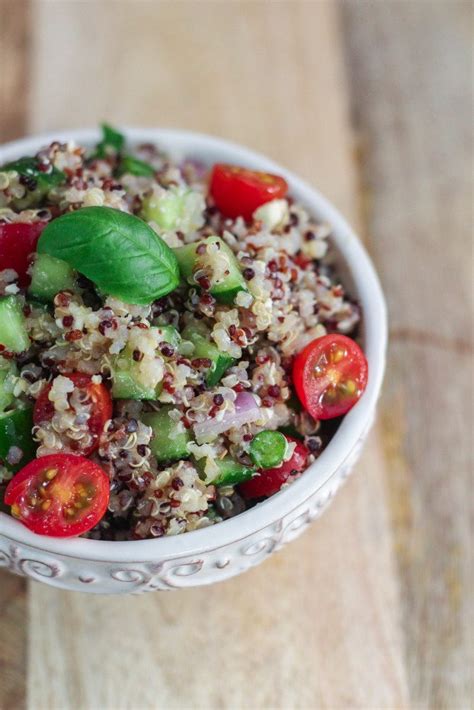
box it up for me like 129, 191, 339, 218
112, 350, 158, 403
28, 253, 77, 302
111, 326, 178, 400
0, 296, 30, 353
112, 366, 159, 401
182, 321, 234, 387
141, 186, 205, 234
154, 325, 181, 349
0, 361, 18, 413
173, 236, 246, 304
196, 456, 254, 487
141, 406, 192, 463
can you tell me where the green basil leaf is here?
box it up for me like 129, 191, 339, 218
37, 206, 180, 305
93, 123, 125, 159
2, 156, 66, 189
118, 155, 155, 177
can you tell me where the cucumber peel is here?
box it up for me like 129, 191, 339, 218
196, 456, 254, 487
141, 406, 192, 463
182, 321, 234, 387
173, 236, 246, 304
28, 253, 77, 302
111, 326, 179, 400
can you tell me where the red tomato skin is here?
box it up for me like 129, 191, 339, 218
239, 437, 308, 500
210, 163, 288, 221
292, 334, 368, 420
0, 222, 47, 286
4, 454, 110, 537
34, 373, 112, 455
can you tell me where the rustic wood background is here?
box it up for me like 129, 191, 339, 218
0, 1, 472, 708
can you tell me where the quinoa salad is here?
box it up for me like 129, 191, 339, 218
0, 125, 368, 540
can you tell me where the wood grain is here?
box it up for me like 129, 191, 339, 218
0, 0, 31, 143
29, 434, 408, 710
0, 2, 30, 709
26, 1, 407, 708
28, 0, 359, 221
341, 1, 473, 707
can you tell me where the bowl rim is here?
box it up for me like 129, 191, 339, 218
0, 127, 387, 562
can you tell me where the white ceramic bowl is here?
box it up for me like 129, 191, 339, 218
0, 129, 387, 594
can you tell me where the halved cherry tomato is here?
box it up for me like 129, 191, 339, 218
293, 334, 368, 420
34, 373, 112, 455
0, 222, 47, 286
239, 437, 308, 500
210, 163, 288, 221
4, 453, 110, 537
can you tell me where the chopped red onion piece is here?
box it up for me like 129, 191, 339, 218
194, 392, 260, 443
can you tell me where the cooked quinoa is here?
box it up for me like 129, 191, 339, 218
0, 126, 363, 540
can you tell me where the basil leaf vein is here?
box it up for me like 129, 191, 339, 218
37, 207, 179, 305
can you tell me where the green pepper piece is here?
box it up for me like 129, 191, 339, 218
249, 430, 288, 468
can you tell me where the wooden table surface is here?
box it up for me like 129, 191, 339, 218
0, 1, 472, 708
